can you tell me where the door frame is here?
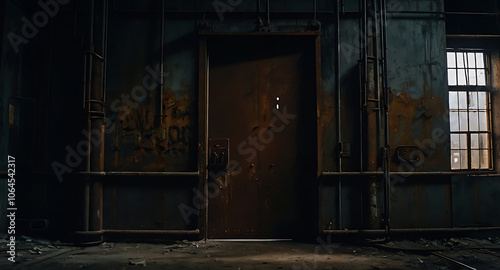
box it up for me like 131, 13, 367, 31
198, 31, 322, 240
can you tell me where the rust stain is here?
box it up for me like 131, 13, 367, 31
321, 89, 336, 168
322, 90, 336, 133
111, 86, 195, 171
388, 84, 447, 171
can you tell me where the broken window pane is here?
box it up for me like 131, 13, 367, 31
447, 52, 456, 68
451, 150, 460, 170
468, 92, 477, 109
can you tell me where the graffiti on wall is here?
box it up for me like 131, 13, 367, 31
109, 86, 195, 171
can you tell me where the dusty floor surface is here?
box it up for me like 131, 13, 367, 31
1, 236, 500, 269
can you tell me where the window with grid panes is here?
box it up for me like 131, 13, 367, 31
447, 51, 493, 170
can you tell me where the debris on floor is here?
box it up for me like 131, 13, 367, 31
0, 234, 499, 269
129, 259, 147, 266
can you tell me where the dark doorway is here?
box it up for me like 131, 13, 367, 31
207, 36, 317, 239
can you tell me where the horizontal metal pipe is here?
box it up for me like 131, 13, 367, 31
75, 171, 199, 177
445, 11, 500, 16
2, 171, 497, 178
200, 31, 320, 36
104, 229, 200, 235
321, 171, 497, 176
75, 230, 105, 235
323, 226, 500, 234
111, 9, 337, 15
447, 34, 500, 38
323, 172, 384, 176
13, 7, 498, 17
109, 9, 498, 16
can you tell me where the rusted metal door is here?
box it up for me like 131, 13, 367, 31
208, 36, 316, 239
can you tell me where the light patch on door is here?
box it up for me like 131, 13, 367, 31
276, 96, 280, 109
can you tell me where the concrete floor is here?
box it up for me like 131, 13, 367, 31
2, 236, 500, 270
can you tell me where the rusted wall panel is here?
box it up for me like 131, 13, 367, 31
390, 177, 452, 228
452, 176, 500, 227
102, 179, 198, 230
320, 0, 453, 230
319, 180, 339, 230
105, 17, 198, 172
386, 17, 449, 172
319, 18, 339, 172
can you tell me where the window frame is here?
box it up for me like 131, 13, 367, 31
447, 49, 494, 171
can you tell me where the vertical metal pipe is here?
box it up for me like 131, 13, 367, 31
336, 0, 342, 230
103, 0, 108, 106
363, 0, 368, 110
381, 0, 391, 241
336, 0, 342, 172
363, 0, 379, 230
86, 0, 95, 172
90, 0, 105, 238
373, 0, 383, 151
80, 0, 106, 242
266, 0, 270, 27
83, 0, 96, 233
83, 182, 89, 231
359, 0, 364, 172
314, 0, 317, 21
204, 45, 210, 241
358, 0, 364, 227
160, 0, 165, 125
83, 54, 87, 109
373, 0, 385, 233
89, 0, 94, 46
